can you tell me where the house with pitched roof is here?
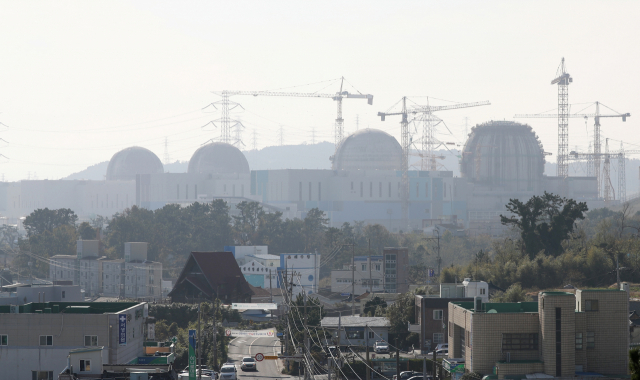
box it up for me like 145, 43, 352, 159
168, 252, 252, 303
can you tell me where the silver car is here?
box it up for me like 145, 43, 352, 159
241, 356, 257, 371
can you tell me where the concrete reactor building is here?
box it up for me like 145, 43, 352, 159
0, 121, 600, 236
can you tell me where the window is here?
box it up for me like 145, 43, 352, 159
370, 182, 373, 197
0, 335, 7, 345
362, 264, 367, 271
433, 310, 443, 320
360, 182, 363, 197
433, 333, 444, 345
375, 264, 381, 271
480, 288, 486, 295
351, 182, 354, 191
585, 300, 599, 311
575, 332, 583, 350
80, 359, 91, 372
369, 331, 374, 339
39, 335, 53, 346
85, 335, 98, 346
345, 327, 364, 339
32, 371, 53, 380
501, 333, 538, 350
379, 182, 382, 197
586, 332, 595, 349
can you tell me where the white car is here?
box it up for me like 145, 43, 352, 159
374, 341, 389, 354
427, 349, 448, 358
219, 364, 237, 380
241, 356, 257, 371
435, 343, 448, 351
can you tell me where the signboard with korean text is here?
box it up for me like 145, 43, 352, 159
118, 314, 127, 345
189, 329, 196, 380
225, 329, 276, 337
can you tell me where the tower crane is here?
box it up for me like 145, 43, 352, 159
377, 97, 411, 230
410, 100, 490, 170
552, 57, 573, 178
205, 77, 373, 151
515, 103, 630, 198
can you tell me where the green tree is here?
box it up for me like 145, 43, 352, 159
23, 208, 78, 236
77, 222, 97, 240
491, 283, 530, 303
630, 347, 640, 380
302, 208, 328, 251
363, 296, 387, 316
500, 192, 588, 258
232, 201, 265, 245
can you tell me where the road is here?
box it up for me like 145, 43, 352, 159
228, 334, 293, 380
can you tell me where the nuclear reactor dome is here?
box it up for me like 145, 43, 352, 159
106, 146, 164, 181
332, 129, 403, 171
188, 142, 250, 175
460, 121, 545, 191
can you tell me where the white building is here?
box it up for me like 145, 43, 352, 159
0, 284, 82, 305
0, 301, 147, 380
331, 255, 384, 295
246, 253, 280, 269
224, 245, 268, 265
279, 253, 321, 297
50, 241, 162, 300
439, 278, 489, 302
240, 260, 278, 289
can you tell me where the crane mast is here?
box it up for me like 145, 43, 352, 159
551, 57, 573, 178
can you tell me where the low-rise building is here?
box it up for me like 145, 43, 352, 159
321, 316, 390, 348
0, 301, 147, 380
448, 289, 628, 378
0, 284, 82, 305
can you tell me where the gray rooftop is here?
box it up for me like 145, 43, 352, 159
321, 316, 390, 327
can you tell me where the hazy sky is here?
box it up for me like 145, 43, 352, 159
0, 1, 638, 181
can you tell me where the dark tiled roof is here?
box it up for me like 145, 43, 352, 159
169, 252, 252, 301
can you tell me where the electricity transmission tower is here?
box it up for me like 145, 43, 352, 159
310, 128, 316, 145
252, 129, 258, 151
207, 77, 373, 152
278, 126, 284, 146
411, 100, 490, 171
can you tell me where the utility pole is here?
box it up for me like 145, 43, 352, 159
303, 289, 309, 380
213, 288, 219, 370
617, 256, 621, 290
351, 243, 356, 315
368, 239, 372, 293
269, 269, 273, 303
424, 230, 442, 275
396, 337, 401, 380
365, 325, 371, 380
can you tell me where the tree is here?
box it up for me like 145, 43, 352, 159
630, 347, 640, 380
77, 222, 97, 240
363, 296, 387, 316
491, 283, 530, 303
302, 208, 328, 251
23, 208, 78, 236
500, 192, 588, 258
232, 201, 265, 245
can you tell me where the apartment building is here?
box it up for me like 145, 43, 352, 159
50, 241, 162, 299
331, 255, 385, 295
0, 301, 147, 380
413, 279, 490, 352
448, 289, 628, 379
330, 248, 409, 296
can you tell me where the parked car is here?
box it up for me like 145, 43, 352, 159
435, 343, 448, 351
219, 364, 237, 380
427, 349, 448, 357
407, 376, 433, 380
240, 356, 257, 371
395, 371, 421, 380
374, 340, 389, 354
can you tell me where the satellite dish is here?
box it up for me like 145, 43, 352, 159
487, 309, 497, 313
